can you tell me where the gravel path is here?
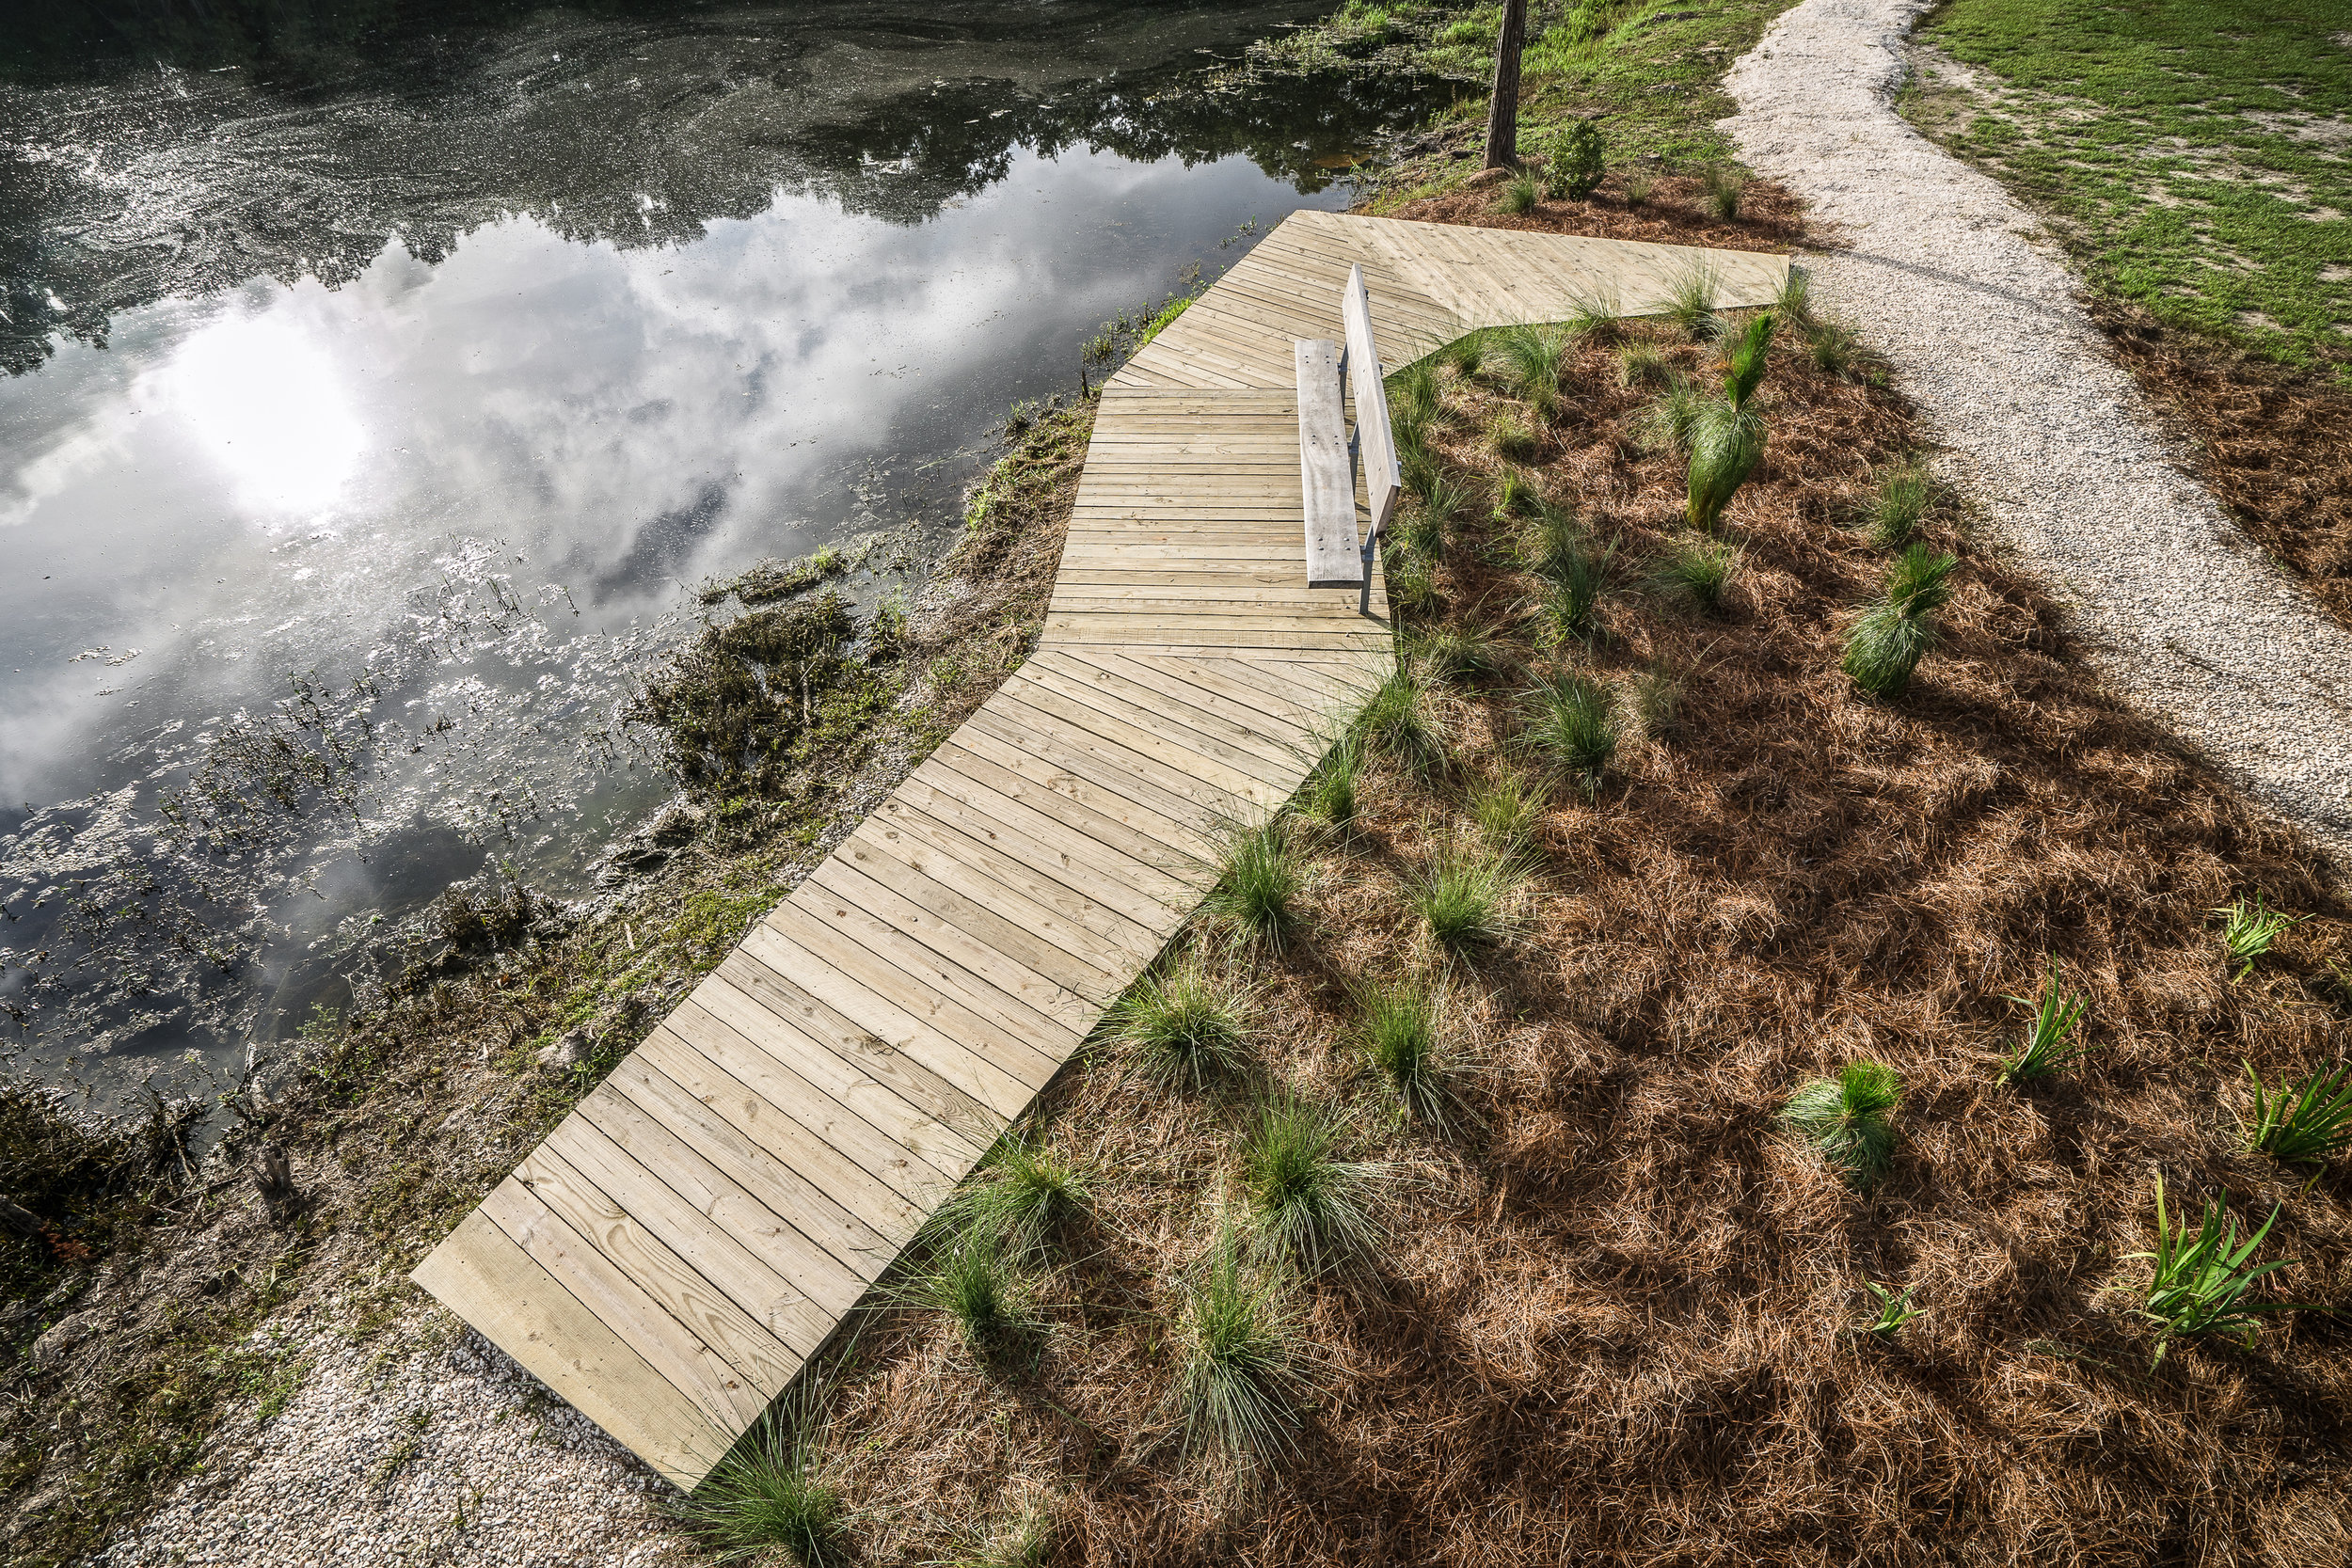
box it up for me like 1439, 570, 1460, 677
98, 1314, 691, 1568
1723, 0, 2352, 863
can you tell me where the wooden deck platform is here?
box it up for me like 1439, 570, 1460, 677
412, 212, 1788, 1487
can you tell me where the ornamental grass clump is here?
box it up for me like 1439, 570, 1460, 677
1391, 358, 1443, 436
1544, 118, 1605, 199
1842, 545, 1957, 698
2129, 1175, 2296, 1361
1298, 730, 1364, 831
1534, 533, 1616, 645
1700, 163, 1747, 221
2242, 1061, 2352, 1164
1403, 832, 1527, 954
1486, 409, 1540, 463
902, 1229, 1037, 1357
1684, 310, 1775, 532
672, 1412, 849, 1566
1239, 1092, 1385, 1272
1205, 818, 1305, 952
1404, 473, 1469, 561
1995, 966, 2094, 1085
1497, 324, 1569, 420
1783, 1061, 1901, 1188
1632, 372, 1705, 454
1358, 663, 1446, 778
1110, 961, 1251, 1090
1469, 766, 1544, 855
1664, 263, 1723, 341
1867, 458, 1932, 547
1522, 668, 1619, 793
1655, 536, 1740, 615
1617, 341, 1670, 390
1352, 976, 1460, 1130
1497, 173, 1541, 214
2212, 893, 2299, 981
954, 1132, 1091, 1259
1173, 1226, 1303, 1460
1563, 289, 1624, 346
1412, 623, 1505, 686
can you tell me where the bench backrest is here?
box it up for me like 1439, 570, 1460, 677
1343, 263, 1401, 547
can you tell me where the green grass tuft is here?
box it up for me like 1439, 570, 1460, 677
671, 1413, 849, 1566
1498, 173, 1542, 214
1412, 623, 1506, 687
1239, 1092, 1384, 1271
2128, 1174, 2296, 1360
1496, 324, 1569, 420
2241, 1060, 2352, 1164
1351, 976, 1462, 1129
1173, 1225, 1302, 1459
1654, 536, 1740, 614
1996, 967, 2093, 1085
1521, 668, 1619, 793
902, 1229, 1037, 1356
1664, 263, 1723, 341
1109, 961, 1252, 1091
1782, 1061, 1901, 1188
1487, 409, 1542, 462
1859, 1280, 1921, 1340
1403, 830, 1529, 953
1205, 818, 1306, 952
1699, 163, 1747, 221
1468, 766, 1545, 855
1842, 546, 1957, 698
1632, 372, 1706, 454
953, 1132, 1092, 1259
1298, 729, 1366, 831
2211, 893, 2299, 982
1867, 458, 1933, 547
1358, 663, 1447, 778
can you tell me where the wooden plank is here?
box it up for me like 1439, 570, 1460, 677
1344, 262, 1403, 546
413, 1210, 733, 1488
881, 768, 1187, 934
480, 1178, 775, 1435
1007, 664, 1295, 799
918, 737, 1214, 887
1295, 336, 1360, 588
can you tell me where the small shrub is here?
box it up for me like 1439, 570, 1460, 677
1632, 372, 1706, 454
1403, 831, 1528, 952
1240, 1093, 1385, 1270
1655, 536, 1739, 614
1174, 1226, 1302, 1458
1621, 166, 1655, 206
1859, 1281, 1921, 1340
1487, 409, 1541, 461
1298, 730, 1365, 831
1700, 163, 1748, 221
1522, 669, 1620, 792
1664, 263, 1723, 341
1996, 967, 2093, 1085
671, 1413, 847, 1566
2212, 893, 2299, 981
1867, 459, 1932, 547
2129, 1174, 2296, 1360
1358, 664, 1446, 777
1469, 767, 1545, 854
1206, 819, 1305, 951
1783, 1061, 1900, 1188
1111, 961, 1251, 1089
1496, 324, 1568, 419
1352, 977, 1461, 1128
1842, 546, 1956, 698
1497, 173, 1542, 214
2242, 1060, 2352, 1164
1544, 118, 1606, 199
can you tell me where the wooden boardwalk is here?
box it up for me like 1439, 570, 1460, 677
412, 212, 1788, 1487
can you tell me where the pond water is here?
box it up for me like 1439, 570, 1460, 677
0, 1, 1435, 1117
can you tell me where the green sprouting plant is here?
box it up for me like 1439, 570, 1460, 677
1391, 358, 1443, 436
1859, 1281, 1921, 1340
1386, 557, 1438, 618
2211, 893, 2300, 981
1298, 729, 1365, 831
1616, 341, 1670, 390
1655, 536, 1740, 615
1398, 426, 1440, 500
1664, 263, 1723, 341
1632, 372, 1705, 454
1531, 526, 1615, 645
1497, 324, 1569, 420
1110, 960, 1252, 1090
1631, 665, 1681, 741
1498, 173, 1542, 214
1782, 1061, 1901, 1188
953, 1132, 1092, 1259
1172, 1225, 1302, 1459
2242, 1060, 2352, 1164
1493, 467, 1541, 518
1522, 668, 1619, 793
1806, 318, 1871, 382
1487, 409, 1541, 462
1206, 818, 1305, 951
1544, 118, 1606, 199
1403, 831, 1528, 953
1685, 311, 1775, 532
1441, 331, 1486, 380
866, 591, 910, 657
1413, 623, 1505, 686
1621, 166, 1655, 206
902, 1230, 1037, 1356
1564, 288, 1624, 345
1404, 474, 1468, 561
1700, 163, 1748, 222
2129, 1174, 2296, 1360
1842, 546, 1957, 698
1469, 766, 1545, 855
1358, 663, 1447, 778
1867, 458, 1932, 547
1773, 266, 1817, 335
1240, 1092, 1385, 1270
670, 1411, 848, 1566
1995, 966, 2093, 1085
1352, 976, 1461, 1129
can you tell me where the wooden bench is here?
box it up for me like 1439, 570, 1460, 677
1295, 263, 1402, 610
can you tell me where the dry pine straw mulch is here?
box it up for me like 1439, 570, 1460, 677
793, 185, 2352, 1566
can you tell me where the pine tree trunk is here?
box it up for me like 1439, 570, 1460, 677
1483, 0, 1529, 169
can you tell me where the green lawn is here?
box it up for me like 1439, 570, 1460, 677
1906, 0, 2352, 377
